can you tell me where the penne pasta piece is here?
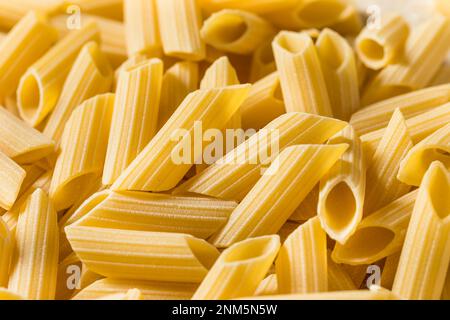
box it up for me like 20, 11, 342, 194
328, 251, 356, 291
278, 221, 301, 243
241, 285, 399, 300
0, 12, 58, 101
250, 41, 276, 82
362, 15, 450, 105
316, 29, 360, 121
273, 31, 332, 116
329, 3, 363, 36
267, 0, 347, 30
18, 165, 46, 198
2, 171, 53, 234
398, 123, 450, 187
350, 84, 450, 136
8, 189, 59, 300
241, 72, 285, 131
3, 96, 19, 118
113, 53, 147, 88
193, 235, 280, 300
50, 94, 114, 211
17, 22, 100, 127
436, 0, 450, 18
157, 61, 199, 129
156, 0, 205, 61
65, 0, 123, 21
381, 252, 401, 290
67, 190, 236, 239
199, 0, 297, 14
255, 274, 278, 296
103, 59, 163, 185
332, 190, 418, 265
65, 226, 220, 282
177, 113, 347, 201
430, 61, 450, 86
392, 161, 450, 300
200, 9, 275, 55
276, 217, 328, 294
0, 108, 54, 164
363, 109, 413, 214
43, 42, 113, 144
210, 144, 348, 248
318, 125, 365, 243
73, 278, 197, 300
0, 218, 13, 287
0, 151, 26, 211
124, 0, 162, 57
361, 102, 450, 160
355, 13, 409, 70
289, 185, 319, 222
199, 56, 239, 89
50, 14, 127, 68
111, 85, 250, 192
0, 0, 63, 30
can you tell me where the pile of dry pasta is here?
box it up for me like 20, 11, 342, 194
0, 0, 449, 301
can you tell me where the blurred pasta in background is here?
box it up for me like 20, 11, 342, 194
0, 0, 449, 301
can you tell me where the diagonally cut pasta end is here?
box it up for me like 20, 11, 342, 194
426, 161, 450, 220
186, 236, 221, 270
221, 235, 281, 265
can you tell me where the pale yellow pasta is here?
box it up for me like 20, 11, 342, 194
361, 102, 450, 159
0, 218, 13, 287
392, 161, 450, 300
327, 251, 356, 291
362, 15, 450, 105
17, 22, 100, 127
43, 42, 113, 144
111, 85, 250, 192
436, 0, 450, 18
200, 56, 239, 89
332, 189, 418, 265
241, 285, 399, 300
0, 151, 26, 211
199, 0, 297, 14
381, 252, 401, 290
398, 123, 450, 187
157, 61, 199, 128
355, 13, 409, 70
268, 0, 347, 30
50, 94, 114, 211
0, 12, 57, 101
255, 274, 278, 296
8, 189, 58, 300
66, 226, 220, 283
2, 170, 52, 234
276, 217, 327, 294
430, 61, 450, 86
273, 31, 332, 116
316, 29, 360, 121
200, 9, 275, 55
0, 0, 62, 30
103, 59, 163, 185
193, 235, 280, 300
65, 0, 123, 21
66, 190, 236, 239
156, 0, 205, 60
19, 165, 46, 198
113, 53, 147, 88
363, 109, 412, 215
250, 40, 277, 82
0, 288, 24, 300
329, 3, 362, 36
124, 0, 161, 57
177, 113, 346, 201
0, 107, 54, 164
350, 84, 450, 136
2, 96, 19, 117
289, 185, 319, 222
241, 72, 285, 130
210, 144, 347, 248
318, 125, 365, 243
73, 278, 197, 300
50, 14, 127, 68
